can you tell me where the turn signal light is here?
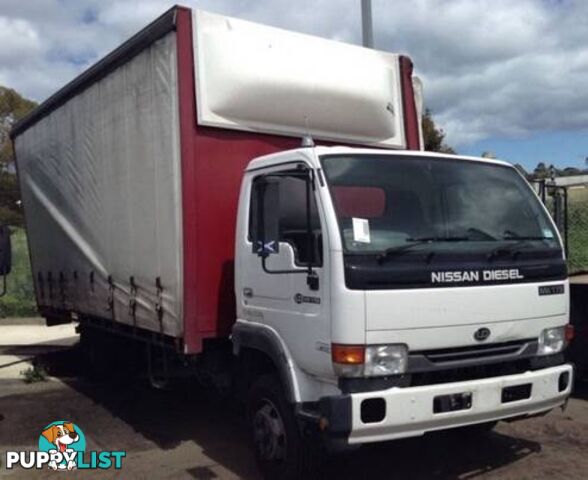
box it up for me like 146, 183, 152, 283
332, 344, 365, 365
565, 324, 575, 343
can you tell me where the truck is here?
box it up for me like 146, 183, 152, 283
7, 6, 574, 479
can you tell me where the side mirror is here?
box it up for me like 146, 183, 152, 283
250, 169, 320, 290
252, 179, 280, 257
0, 226, 11, 297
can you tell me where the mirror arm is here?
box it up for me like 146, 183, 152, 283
258, 179, 308, 276
261, 255, 308, 276
256, 168, 320, 290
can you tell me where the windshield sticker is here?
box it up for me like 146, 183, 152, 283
352, 218, 371, 243
543, 229, 554, 239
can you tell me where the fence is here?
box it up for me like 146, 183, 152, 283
566, 185, 588, 274
537, 180, 588, 275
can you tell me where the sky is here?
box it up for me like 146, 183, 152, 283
1, 0, 588, 171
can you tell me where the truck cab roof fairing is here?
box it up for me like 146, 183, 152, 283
193, 10, 411, 149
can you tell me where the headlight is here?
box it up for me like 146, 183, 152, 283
332, 344, 408, 377
537, 326, 567, 355
365, 345, 408, 376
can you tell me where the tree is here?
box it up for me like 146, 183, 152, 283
533, 162, 549, 179
0, 86, 37, 226
422, 109, 455, 154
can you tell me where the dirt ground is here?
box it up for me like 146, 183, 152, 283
1, 321, 587, 479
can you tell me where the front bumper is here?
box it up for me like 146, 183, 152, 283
319, 364, 573, 445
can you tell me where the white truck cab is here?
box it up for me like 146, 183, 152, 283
233, 145, 573, 470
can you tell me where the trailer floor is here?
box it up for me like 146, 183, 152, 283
1, 320, 587, 479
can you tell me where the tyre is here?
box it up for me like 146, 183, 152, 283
247, 375, 320, 480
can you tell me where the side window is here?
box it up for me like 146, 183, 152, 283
250, 171, 323, 266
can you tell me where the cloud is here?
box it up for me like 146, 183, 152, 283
0, 17, 41, 64
372, 0, 588, 145
1, 0, 587, 149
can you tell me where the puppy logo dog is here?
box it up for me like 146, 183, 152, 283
6, 420, 124, 471
41, 422, 79, 470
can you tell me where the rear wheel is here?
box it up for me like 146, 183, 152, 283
247, 375, 320, 479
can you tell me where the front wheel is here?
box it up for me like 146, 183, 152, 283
247, 375, 320, 479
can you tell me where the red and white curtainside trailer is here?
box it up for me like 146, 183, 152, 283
12, 6, 422, 355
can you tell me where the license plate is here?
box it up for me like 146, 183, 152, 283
433, 392, 473, 414
502, 384, 532, 403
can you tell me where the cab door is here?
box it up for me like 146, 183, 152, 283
237, 163, 332, 378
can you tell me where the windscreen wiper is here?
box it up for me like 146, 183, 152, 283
503, 230, 553, 241
377, 236, 469, 264
487, 235, 552, 261
408, 236, 471, 242
503, 235, 553, 241
467, 227, 497, 241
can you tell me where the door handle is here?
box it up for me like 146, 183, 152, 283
243, 287, 253, 298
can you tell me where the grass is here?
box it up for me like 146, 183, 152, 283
0, 228, 37, 318
20, 364, 47, 383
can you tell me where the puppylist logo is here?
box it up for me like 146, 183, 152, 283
4, 421, 126, 471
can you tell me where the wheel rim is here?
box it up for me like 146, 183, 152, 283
252, 398, 287, 462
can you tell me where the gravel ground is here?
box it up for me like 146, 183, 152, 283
0, 322, 587, 479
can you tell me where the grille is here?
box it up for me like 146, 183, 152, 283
411, 359, 532, 387
421, 340, 531, 364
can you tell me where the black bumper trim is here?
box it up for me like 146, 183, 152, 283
318, 395, 352, 438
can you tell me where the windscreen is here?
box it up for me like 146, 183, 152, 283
320, 154, 564, 289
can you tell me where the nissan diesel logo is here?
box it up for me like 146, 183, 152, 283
474, 328, 491, 341
431, 269, 524, 284
294, 293, 321, 305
